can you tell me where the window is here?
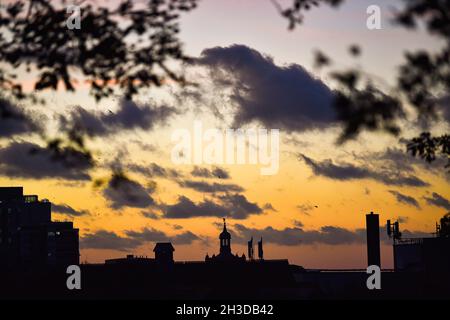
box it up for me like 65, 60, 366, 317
24, 195, 38, 203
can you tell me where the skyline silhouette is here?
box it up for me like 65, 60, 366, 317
1, 185, 449, 299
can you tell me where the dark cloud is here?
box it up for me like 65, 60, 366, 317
397, 216, 409, 223
60, 99, 177, 137
131, 140, 158, 152
52, 203, 90, 217
400, 229, 430, 239
301, 153, 368, 180
0, 141, 92, 180
423, 192, 450, 211
217, 193, 263, 219
141, 210, 161, 219
283, 135, 312, 148
163, 196, 229, 219
297, 203, 316, 216
80, 230, 142, 251
361, 147, 446, 174
196, 45, 335, 131
230, 223, 429, 246
124, 227, 171, 242
442, 96, 450, 123
191, 166, 230, 179
300, 153, 429, 187
162, 193, 263, 219
139, 228, 199, 245
81, 222, 429, 251
370, 148, 417, 172
232, 224, 361, 246
177, 180, 244, 193
437, 95, 450, 123
263, 203, 277, 212
127, 162, 182, 179
103, 173, 155, 209
81, 228, 199, 250
389, 190, 421, 209
170, 231, 200, 245
293, 220, 304, 228
0, 97, 43, 138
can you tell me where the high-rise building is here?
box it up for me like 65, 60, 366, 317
0, 187, 79, 268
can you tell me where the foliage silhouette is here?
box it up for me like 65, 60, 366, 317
276, 0, 449, 170
0, 0, 197, 101
0, 0, 197, 179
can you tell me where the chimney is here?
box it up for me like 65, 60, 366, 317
366, 212, 381, 267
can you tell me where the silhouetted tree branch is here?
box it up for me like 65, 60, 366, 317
0, 0, 198, 179
0, 0, 198, 101
407, 133, 450, 168
272, 0, 343, 30
278, 0, 450, 170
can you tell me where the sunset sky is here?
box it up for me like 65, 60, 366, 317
1, 0, 449, 269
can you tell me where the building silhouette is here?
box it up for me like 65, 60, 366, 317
1, 188, 449, 299
258, 237, 264, 260
154, 242, 175, 264
0, 187, 79, 269
205, 218, 246, 262
388, 219, 450, 273
105, 254, 154, 265
366, 212, 381, 267
105, 242, 176, 266
248, 237, 254, 260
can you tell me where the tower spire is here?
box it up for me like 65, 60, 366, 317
219, 217, 231, 256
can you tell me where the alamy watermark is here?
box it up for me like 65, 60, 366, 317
366, 5, 382, 30
171, 121, 280, 175
66, 265, 81, 290
366, 265, 381, 290
66, 5, 81, 30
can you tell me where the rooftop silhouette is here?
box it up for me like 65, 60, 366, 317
1, 186, 449, 300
